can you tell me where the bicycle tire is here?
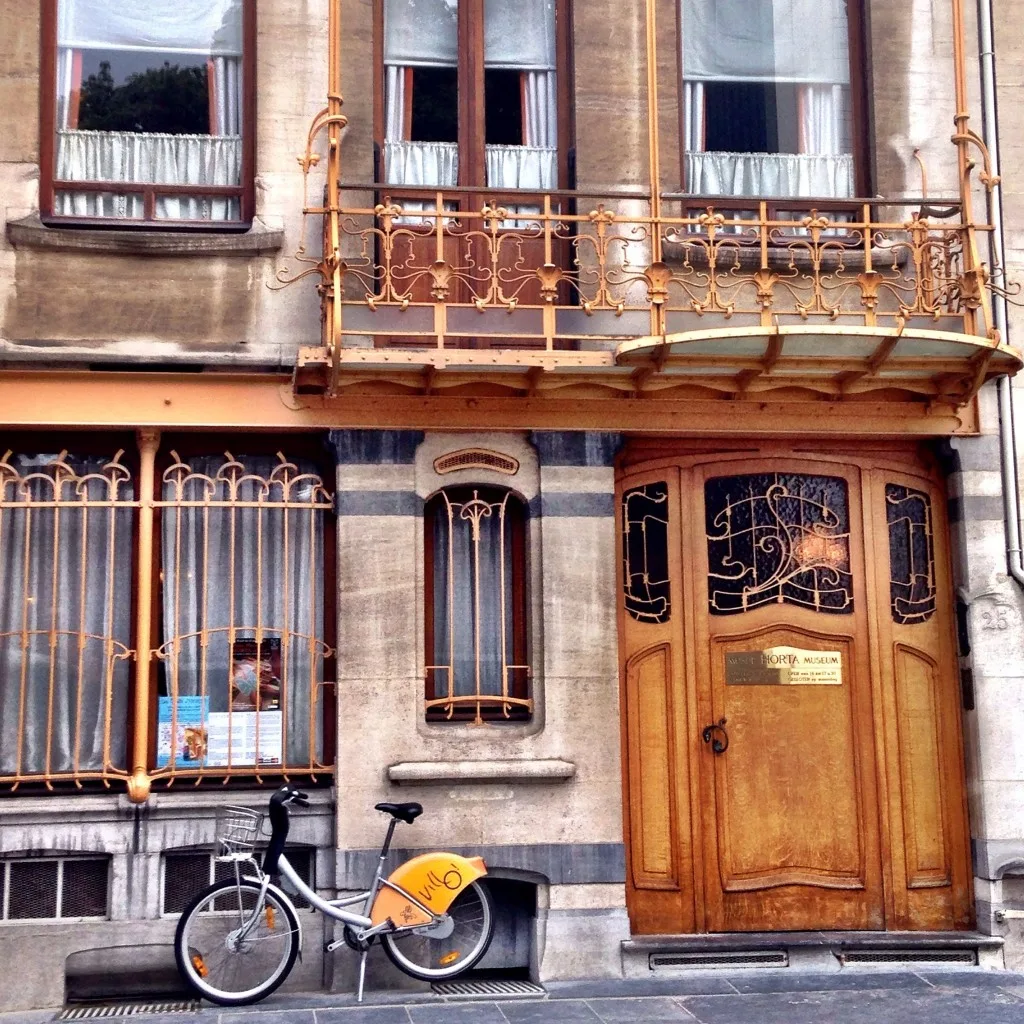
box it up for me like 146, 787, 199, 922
381, 879, 495, 980
174, 878, 300, 1005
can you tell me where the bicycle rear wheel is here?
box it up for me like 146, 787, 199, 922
381, 879, 494, 980
174, 878, 300, 1005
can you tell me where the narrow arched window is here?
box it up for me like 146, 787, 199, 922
425, 487, 530, 724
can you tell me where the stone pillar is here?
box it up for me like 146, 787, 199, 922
949, 388, 1024, 967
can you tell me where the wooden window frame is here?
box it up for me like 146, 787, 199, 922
373, 0, 576, 191
38, 0, 258, 230
424, 485, 530, 724
676, 0, 872, 201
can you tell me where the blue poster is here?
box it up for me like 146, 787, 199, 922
156, 695, 210, 768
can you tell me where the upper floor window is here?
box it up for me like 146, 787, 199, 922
424, 487, 531, 724
681, 0, 861, 200
41, 0, 255, 227
381, 0, 564, 194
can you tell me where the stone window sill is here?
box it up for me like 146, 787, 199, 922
388, 759, 576, 785
6, 213, 285, 257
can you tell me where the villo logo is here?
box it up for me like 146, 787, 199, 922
417, 863, 463, 903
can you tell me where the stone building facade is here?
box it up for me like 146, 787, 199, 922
1, 0, 1024, 1013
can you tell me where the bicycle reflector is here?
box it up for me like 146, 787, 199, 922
191, 953, 209, 978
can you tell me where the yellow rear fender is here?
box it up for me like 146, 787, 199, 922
370, 853, 487, 928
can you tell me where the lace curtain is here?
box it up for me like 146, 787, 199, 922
383, 0, 557, 192
681, 0, 853, 198
160, 456, 326, 767
54, 0, 243, 221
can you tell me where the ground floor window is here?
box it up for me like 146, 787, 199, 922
0, 434, 335, 794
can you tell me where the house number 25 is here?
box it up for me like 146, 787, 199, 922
981, 606, 1011, 631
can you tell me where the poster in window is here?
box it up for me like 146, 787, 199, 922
230, 638, 282, 712
156, 694, 210, 768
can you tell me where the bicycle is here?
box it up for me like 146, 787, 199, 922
173, 783, 495, 1006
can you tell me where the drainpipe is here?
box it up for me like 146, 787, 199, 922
975, 0, 1024, 587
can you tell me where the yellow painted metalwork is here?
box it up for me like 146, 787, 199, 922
274, 0, 1015, 401
370, 853, 488, 928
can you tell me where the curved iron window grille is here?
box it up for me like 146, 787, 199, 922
425, 486, 530, 724
706, 472, 853, 615
622, 482, 671, 624
885, 483, 936, 624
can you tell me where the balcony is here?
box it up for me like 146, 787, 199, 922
287, 0, 1021, 416
293, 190, 1018, 406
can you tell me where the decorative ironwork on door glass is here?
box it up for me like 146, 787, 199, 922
886, 484, 936, 624
622, 482, 671, 624
706, 473, 853, 615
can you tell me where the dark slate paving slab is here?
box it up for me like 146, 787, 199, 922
316, 1008, 413, 1023
584, 996, 696, 1022
498, 1000, 601, 1023
916, 970, 1024, 992
220, 1010, 317, 1024
725, 969, 931, 994
546, 976, 737, 999
679, 987, 1024, 1024
406, 1002, 508, 1024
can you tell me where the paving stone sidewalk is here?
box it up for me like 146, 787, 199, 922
5, 972, 1024, 1024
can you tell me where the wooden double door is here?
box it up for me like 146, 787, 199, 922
618, 443, 973, 934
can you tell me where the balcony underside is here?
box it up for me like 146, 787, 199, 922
296, 324, 1021, 407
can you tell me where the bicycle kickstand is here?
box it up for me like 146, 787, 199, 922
357, 948, 368, 1003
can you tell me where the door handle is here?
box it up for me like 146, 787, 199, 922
702, 718, 729, 754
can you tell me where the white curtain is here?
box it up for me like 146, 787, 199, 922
432, 498, 514, 699
685, 151, 855, 199
59, 0, 242, 55
55, 131, 242, 220
55, 0, 243, 221
800, 83, 848, 156
681, 0, 849, 84
161, 457, 325, 766
0, 455, 132, 778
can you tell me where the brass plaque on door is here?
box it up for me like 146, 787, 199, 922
725, 646, 843, 686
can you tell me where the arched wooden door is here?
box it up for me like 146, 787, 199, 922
618, 444, 972, 934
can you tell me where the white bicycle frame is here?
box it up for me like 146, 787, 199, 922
221, 826, 450, 1001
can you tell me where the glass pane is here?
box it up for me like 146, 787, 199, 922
706, 472, 853, 615
886, 484, 936, 625
384, 0, 459, 67
411, 67, 458, 143
622, 483, 671, 625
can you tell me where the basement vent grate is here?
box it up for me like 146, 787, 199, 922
433, 449, 520, 476
650, 950, 789, 970
838, 949, 978, 967
432, 979, 546, 999
56, 1001, 200, 1020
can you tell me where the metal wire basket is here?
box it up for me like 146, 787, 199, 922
213, 805, 265, 860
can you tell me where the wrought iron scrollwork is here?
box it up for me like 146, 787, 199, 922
706, 473, 853, 615
886, 484, 936, 624
622, 482, 671, 624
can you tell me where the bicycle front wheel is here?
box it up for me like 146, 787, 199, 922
174, 878, 300, 1005
381, 879, 495, 980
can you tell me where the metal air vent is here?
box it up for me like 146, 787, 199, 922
432, 979, 545, 998
434, 449, 520, 476
838, 948, 977, 967
57, 1000, 199, 1019
650, 950, 788, 970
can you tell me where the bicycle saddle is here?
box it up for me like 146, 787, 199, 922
375, 801, 423, 824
